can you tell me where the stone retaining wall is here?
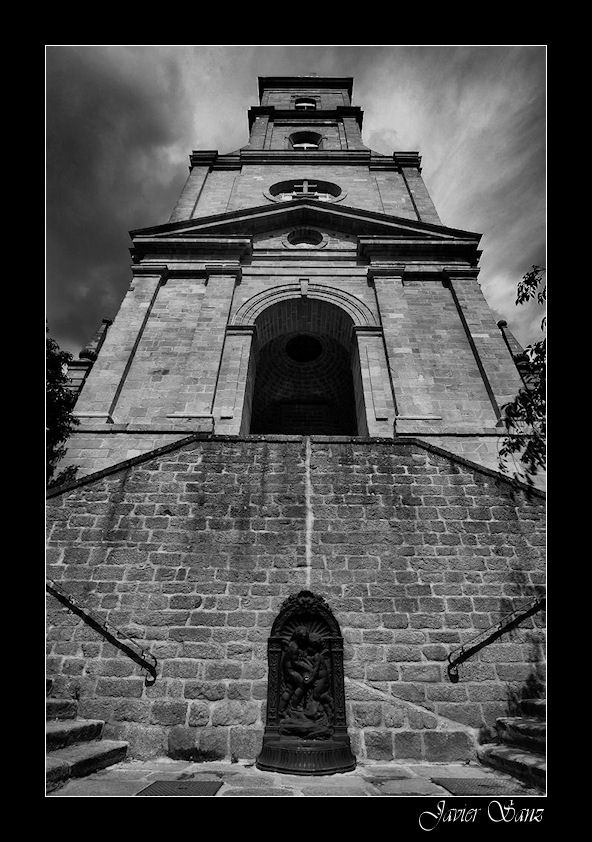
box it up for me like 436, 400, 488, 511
46, 436, 545, 761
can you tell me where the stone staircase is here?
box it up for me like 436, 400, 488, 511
478, 698, 546, 791
46, 683, 128, 793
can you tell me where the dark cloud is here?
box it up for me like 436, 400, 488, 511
46, 45, 545, 354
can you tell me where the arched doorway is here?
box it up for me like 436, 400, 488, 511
247, 298, 365, 436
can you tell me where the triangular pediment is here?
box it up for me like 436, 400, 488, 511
130, 199, 481, 243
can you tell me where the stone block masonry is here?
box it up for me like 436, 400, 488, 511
47, 436, 545, 762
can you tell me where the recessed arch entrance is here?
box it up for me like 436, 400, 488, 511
212, 284, 395, 438
249, 298, 361, 436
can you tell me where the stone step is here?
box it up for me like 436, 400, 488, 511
46, 718, 104, 751
477, 744, 546, 790
46, 740, 128, 793
496, 717, 546, 754
46, 698, 78, 721
519, 698, 546, 719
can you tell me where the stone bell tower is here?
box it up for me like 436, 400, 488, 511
49, 77, 545, 768
63, 75, 523, 477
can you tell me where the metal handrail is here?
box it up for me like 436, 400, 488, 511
46, 579, 158, 686
447, 596, 545, 683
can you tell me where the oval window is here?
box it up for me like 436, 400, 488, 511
287, 228, 324, 246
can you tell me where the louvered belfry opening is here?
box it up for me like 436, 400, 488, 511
249, 299, 358, 436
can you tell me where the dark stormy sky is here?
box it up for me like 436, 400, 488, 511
46, 45, 546, 356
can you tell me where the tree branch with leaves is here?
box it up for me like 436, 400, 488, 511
498, 266, 546, 486
46, 326, 79, 487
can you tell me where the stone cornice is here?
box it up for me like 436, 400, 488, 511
211, 156, 242, 171
204, 265, 242, 282
367, 265, 406, 281
442, 267, 482, 281
238, 149, 371, 165
393, 152, 422, 169
130, 236, 252, 263
248, 106, 363, 131
367, 265, 483, 284
359, 236, 482, 265
128, 263, 242, 283
258, 76, 354, 102
189, 150, 218, 168
130, 263, 169, 281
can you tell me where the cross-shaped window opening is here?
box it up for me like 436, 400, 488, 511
280, 181, 321, 200
271, 179, 340, 202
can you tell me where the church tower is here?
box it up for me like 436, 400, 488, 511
48, 77, 545, 772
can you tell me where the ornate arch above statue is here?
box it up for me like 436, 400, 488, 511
231, 283, 377, 329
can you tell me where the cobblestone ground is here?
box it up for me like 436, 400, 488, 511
48, 759, 543, 797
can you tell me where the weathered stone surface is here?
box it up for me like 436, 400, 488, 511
103, 723, 166, 759
211, 701, 259, 727
149, 701, 188, 726
113, 700, 151, 723
184, 681, 226, 701
167, 725, 198, 760
394, 731, 423, 760
220, 787, 294, 796
383, 706, 406, 729
377, 778, 446, 796
188, 702, 210, 727
229, 727, 263, 759
191, 727, 228, 760
365, 730, 394, 761
423, 731, 475, 762
352, 703, 382, 728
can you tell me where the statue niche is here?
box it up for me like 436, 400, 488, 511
256, 591, 356, 775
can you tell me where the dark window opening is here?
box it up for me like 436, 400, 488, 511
290, 131, 322, 150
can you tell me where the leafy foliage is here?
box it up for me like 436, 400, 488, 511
46, 326, 79, 487
498, 266, 546, 486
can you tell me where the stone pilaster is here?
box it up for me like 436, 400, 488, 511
353, 326, 396, 437
444, 272, 522, 421
398, 163, 442, 225
340, 116, 366, 150
73, 264, 168, 424
168, 151, 218, 222
177, 267, 242, 420
212, 325, 257, 435
369, 267, 439, 430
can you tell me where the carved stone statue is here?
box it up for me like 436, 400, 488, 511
278, 626, 333, 739
256, 590, 356, 774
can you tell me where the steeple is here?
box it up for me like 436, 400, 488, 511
247, 75, 365, 152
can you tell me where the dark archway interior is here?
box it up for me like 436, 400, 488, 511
249, 299, 358, 436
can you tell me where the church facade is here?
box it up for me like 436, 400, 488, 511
47, 77, 545, 764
